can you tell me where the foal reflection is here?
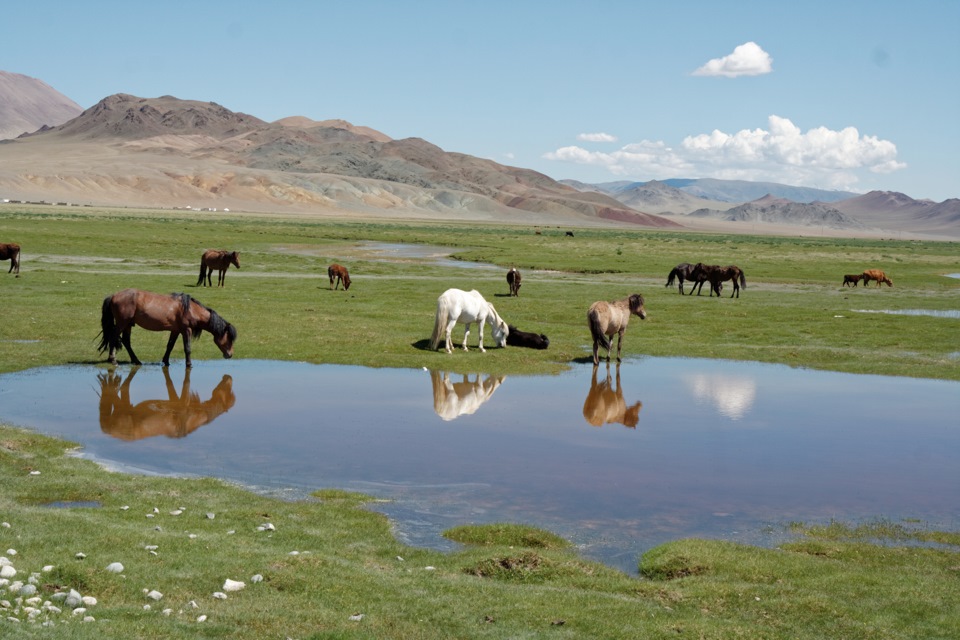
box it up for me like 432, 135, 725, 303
429, 370, 505, 421
582, 364, 642, 428
97, 367, 235, 441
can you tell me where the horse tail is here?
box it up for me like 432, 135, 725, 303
665, 268, 677, 288
197, 260, 207, 286
739, 270, 746, 290
588, 310, 611, 352
429, 301, 448, 351
97, 295, 120, 354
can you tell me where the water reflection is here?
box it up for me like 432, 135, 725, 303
97, 368, 235, 441
685, 372, 757, 420
430, 370, 505, 421
582, 364, 642, 428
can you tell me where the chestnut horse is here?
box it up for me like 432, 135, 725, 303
690, 263, 746, 298
328, 263, 351, 290
429, 288, 508, 353
197, 250, 240, 287
861, 269, 893, 287
0, 242, 20, 276
506, 267, 522, 296
98, 367, 235, 441
587, 293, 646, 366
98, 288, 237, 368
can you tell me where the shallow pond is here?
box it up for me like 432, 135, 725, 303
1, 358, 958, 574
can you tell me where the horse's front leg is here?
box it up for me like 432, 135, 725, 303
182, 330, 193, 368
615, 330, 625, 363
460, 323, 471, 352
121, 328, 142, 366
477, 321, 486, 353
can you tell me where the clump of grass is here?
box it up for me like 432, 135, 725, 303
444, 522, 569, 549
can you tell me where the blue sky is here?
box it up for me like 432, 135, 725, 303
4, 0, 958, 201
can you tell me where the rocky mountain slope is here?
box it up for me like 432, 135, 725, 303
688, 194, 863, 229
0, 71, 82, 141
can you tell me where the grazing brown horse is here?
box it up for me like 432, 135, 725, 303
0, 243, 20, 276
587, 293, 647, 366
582, 363, 642, 428
197, 250, 240, 287
664, 262, 697, 294
328, 263, 351, 290
98, 367, 235, 441
98, 288, 237, 368
861, 269, 893, 287
842, 274, 862, 287
690, 263, 746, 298
506, 267, 522, 296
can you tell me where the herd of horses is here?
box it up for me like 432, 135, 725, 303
0, 237, 896, 368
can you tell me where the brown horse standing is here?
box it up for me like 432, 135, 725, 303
665, 262, 697, 294
328, 263, 351, 290
587, 293, 647, 366
861, 269, 893, 287
690, 263, 746, 298
197, 250, 240, 287
0, 243, 20, 276
506, 267, 522, 296
842, 274, 862, 287
98, 288, 237, 368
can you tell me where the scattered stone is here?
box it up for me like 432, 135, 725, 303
197, 614, 207, 623
105, 563, 124, 573
349, 613, 364, 621
19, 584, 37, 597
120, 506, 129, 511
212, 592, 227, 600
71, 607, 87, 616
143, 604, 152, 611
206, 513, 216, 519
29, 471, 40, 476
64, 589, 83, 608
145, 545, 158, 551
146, 590, 163, 601
223, 579, 245, 592
0, 566, 15, 579
250, 574, 263, 584
83, 615, 95, 623
170, 510, 183, 516
162, 608, 173, 616
5, 549, 16, 556
256, 523, 276, 532
42, 565, 54, 573
81, 596, 97, 606
1, 522, 10, 528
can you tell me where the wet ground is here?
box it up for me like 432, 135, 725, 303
1, 358, 958, 574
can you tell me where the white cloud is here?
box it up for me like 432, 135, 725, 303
577, 132, 618, 142
693, 41, 773, 78
543, 115, 906, 191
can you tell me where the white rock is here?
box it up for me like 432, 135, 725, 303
143, 604, 152, 611
120, 506, 129, 511
5, 549, 16, 556
25, 597, 42, 606
75, 552, 86, 560
72, 607, 87, 616
45, 605, 61, 614
0, 600, 9, 608
257, 523, 276, 532
206, 513, 216, 519
197, 614, 207, 623
0, 557, 9, 566
170, 510, 183, 516
349, 613, 365, 621
162, 608, 173, 616
187, 600, 199, 609
250, 574, 263, 584
0, 566, 15, 579
145, 545, 158, 551
223, 579, 245, 592
65, 589, 83, 608
81, 596, 97, 606
83, 615, 95, 622
212, 592, 227, 600
146, 590, 163, 601
6, 616, 19, 623
105, 563, 124, 573
0, 523, 9, 528
19, 584, 36, 597
146, 514, 155, 518
29, 470, 40, 475
188, 534, 197, 539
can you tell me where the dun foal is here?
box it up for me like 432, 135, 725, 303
587, 293, 647, 366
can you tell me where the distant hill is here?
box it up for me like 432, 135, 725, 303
830, 191, 960, 234
0, 71, 82, 141
0, 92, 677, 228
576, 178, 857, 205
688, 194, 863, 229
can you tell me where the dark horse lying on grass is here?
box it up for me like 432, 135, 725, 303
197, 250, 240, 287
690, 263, 746, 298
506, 325, 549, 349
98, 288, 237, 368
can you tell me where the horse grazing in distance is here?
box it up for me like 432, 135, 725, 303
197, 250, 240, 287
691, 263, 746, 298
587, 293, 646, 366
506, 325, 549, 349
0, 243, 20, 276
429, 370, 505, 421
328, 263, 352, 290
429, 288, 509, 353
97, 367, 235, 441
98, 288, 237, 368
861, 269, 893, 287
506, 267, 522, 296
582, 363, 642, 428
842, 274, 862, 287
664, 262, 696, 294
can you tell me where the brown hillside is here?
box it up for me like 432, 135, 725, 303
0, 71, 82, 141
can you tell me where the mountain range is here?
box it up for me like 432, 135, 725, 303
1, 71, 957, 238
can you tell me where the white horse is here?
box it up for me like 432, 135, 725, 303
429, 288, 509, 353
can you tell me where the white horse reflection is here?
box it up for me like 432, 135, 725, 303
429, 370, 505, 421
582, 363, 642, 428
97, 367, 235, 440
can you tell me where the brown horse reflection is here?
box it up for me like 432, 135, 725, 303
582, 364, 642, 428
97, 367, 235, 441
429, 370, 505, 421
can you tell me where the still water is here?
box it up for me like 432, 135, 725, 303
1, 358, 957, 574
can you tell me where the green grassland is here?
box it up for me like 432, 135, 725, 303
1, 205, 959, 638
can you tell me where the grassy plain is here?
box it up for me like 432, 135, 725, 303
1, 205, 959, 638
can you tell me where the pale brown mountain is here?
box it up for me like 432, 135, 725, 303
830, 191, 960, 234
0, 71, 82, 141
0, 92, 677, 228
688, 194, 863, 229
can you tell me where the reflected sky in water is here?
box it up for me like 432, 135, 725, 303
1, 358, 958, 574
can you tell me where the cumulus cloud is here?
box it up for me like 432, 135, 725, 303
577, 132, 618, 142
693, 42, 773, 78
543, 115, 906, 191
